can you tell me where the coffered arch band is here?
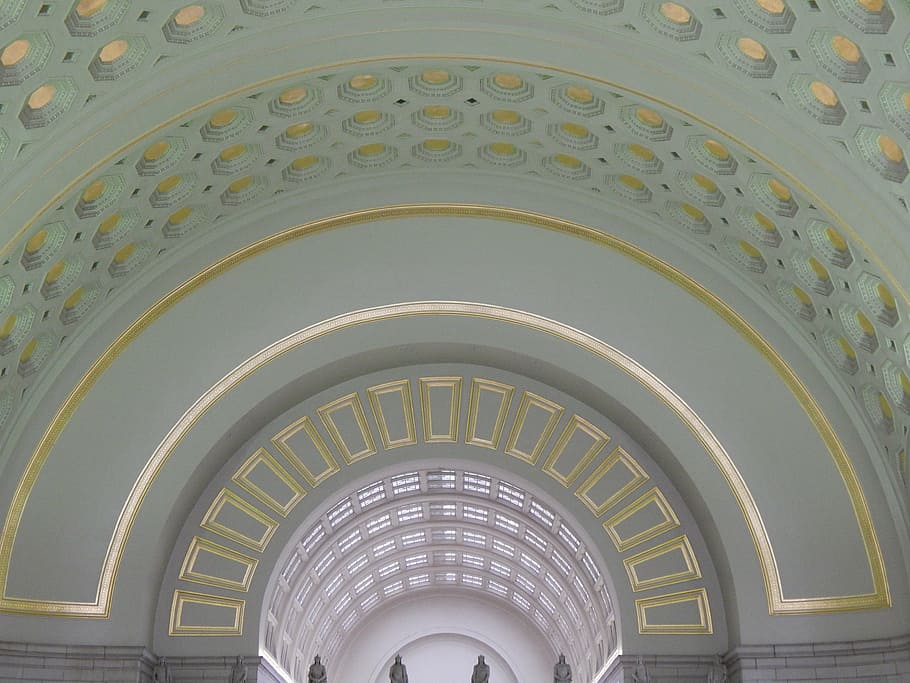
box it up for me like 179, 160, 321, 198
0, 30, 908, 492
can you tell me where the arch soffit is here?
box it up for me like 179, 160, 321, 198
1, 208, 904, 648
0, 4, 904, 501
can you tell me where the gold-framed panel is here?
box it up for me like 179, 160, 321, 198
366, 379, 417, 450
169, 589, 245, 636
623, 535, 701, 592
542, 414, 610, 487
603, 487, 681, 553
575, 446, 650, 517
635, 588, 713, 635
504, 391, 564, 465
178, 537, 259, 592
316, 392, 377, 464
465, 378, 515, 450
419, 377, 462, 443
231, 448, 306, 517
0, 209, 888, 617
199, 489, 279, 553
271, 415, 340, 488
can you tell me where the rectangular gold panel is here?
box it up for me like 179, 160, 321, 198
603, 487, 680, 552
169, 589, 245, 636
179, 536, 258, 592
504, 391, 564, 465
636, 588, 713, 635
367, 380, 417, 449
624, 535, 701, 592
419, 377, 462, 443
317, 392, 377, 464
542, 414, 610, 487
575, 446, 650, 516
465, 378, 515, 450
200, 489, 278, 552
271, 415, 340, 487
232, 448, 305, 517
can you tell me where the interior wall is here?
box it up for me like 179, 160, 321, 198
331, 593, 554, 683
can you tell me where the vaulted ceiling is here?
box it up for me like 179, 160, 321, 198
0, 1, 907, 681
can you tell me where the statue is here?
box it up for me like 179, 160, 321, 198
707, 655, 727, 683
308, 655, 328, 683
631, 656, 650, 683
389, 654, 408, 683
471, 655, 490, 683
229, 656, 247, 683
153, 657, 172, 683
554, 653, 572, 682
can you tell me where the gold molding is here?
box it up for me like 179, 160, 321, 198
169, 589, 245, 637
231, 448, 306, 517
635, 588, 713, 635
366, 380, 417, 450
316, 392, 377, 464
504, 391, 564, 465
624, 535, 701, 592
178, 537, 259, 592
199, 489, 279, 553
0, 206, 888, 618
541, 414, 610, 487
603, 487, 681, 553
419, 377, 462, 443
575, 446, 650, 517
465, 378, 515, 450
271, 415, 340, 488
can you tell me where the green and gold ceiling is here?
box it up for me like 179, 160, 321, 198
0, 1, 908, 549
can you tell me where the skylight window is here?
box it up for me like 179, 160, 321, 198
397, 503, 423, 523
401, 530, 426, 547
356, 481, 386, 508
391, 471, 421, 496
557, 523, 581, 552
519, 552, 541, 574
427, 470, 456, 489
346, 554, 368, 574
494, 512, 520, 534
337, 528, 361, 553
462, 504, 488, 522
365, 512, 391, 534
405, 553, 428, 568
491, 538, 515, 557
378, 561, 400, 578
372, 539, 396, 557
497, 481, 525, 508
463, 530, 487, 547
463, 471, 491, 495
313, 551, 336, 577
300, 524, 326, 553
327, 499, 354, 528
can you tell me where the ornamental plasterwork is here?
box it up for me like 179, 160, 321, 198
0, 2, 907, 494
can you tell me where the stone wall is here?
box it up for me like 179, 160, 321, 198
726, 634, 910, 682
0, 642, 155, 683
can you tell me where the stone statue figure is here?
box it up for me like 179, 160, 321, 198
308, 655, 328, 683
631, 656, 650, 683
229, 656, 247, 683
389, 654, 408, 683
707, 655, 727, 683
153, 657, 172, 683
554, 653, 572, 682
471, 655, 490, 683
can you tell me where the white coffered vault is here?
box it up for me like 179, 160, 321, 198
0, 1, 908, 682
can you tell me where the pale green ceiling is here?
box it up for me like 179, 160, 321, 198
0, 0, 908, 664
